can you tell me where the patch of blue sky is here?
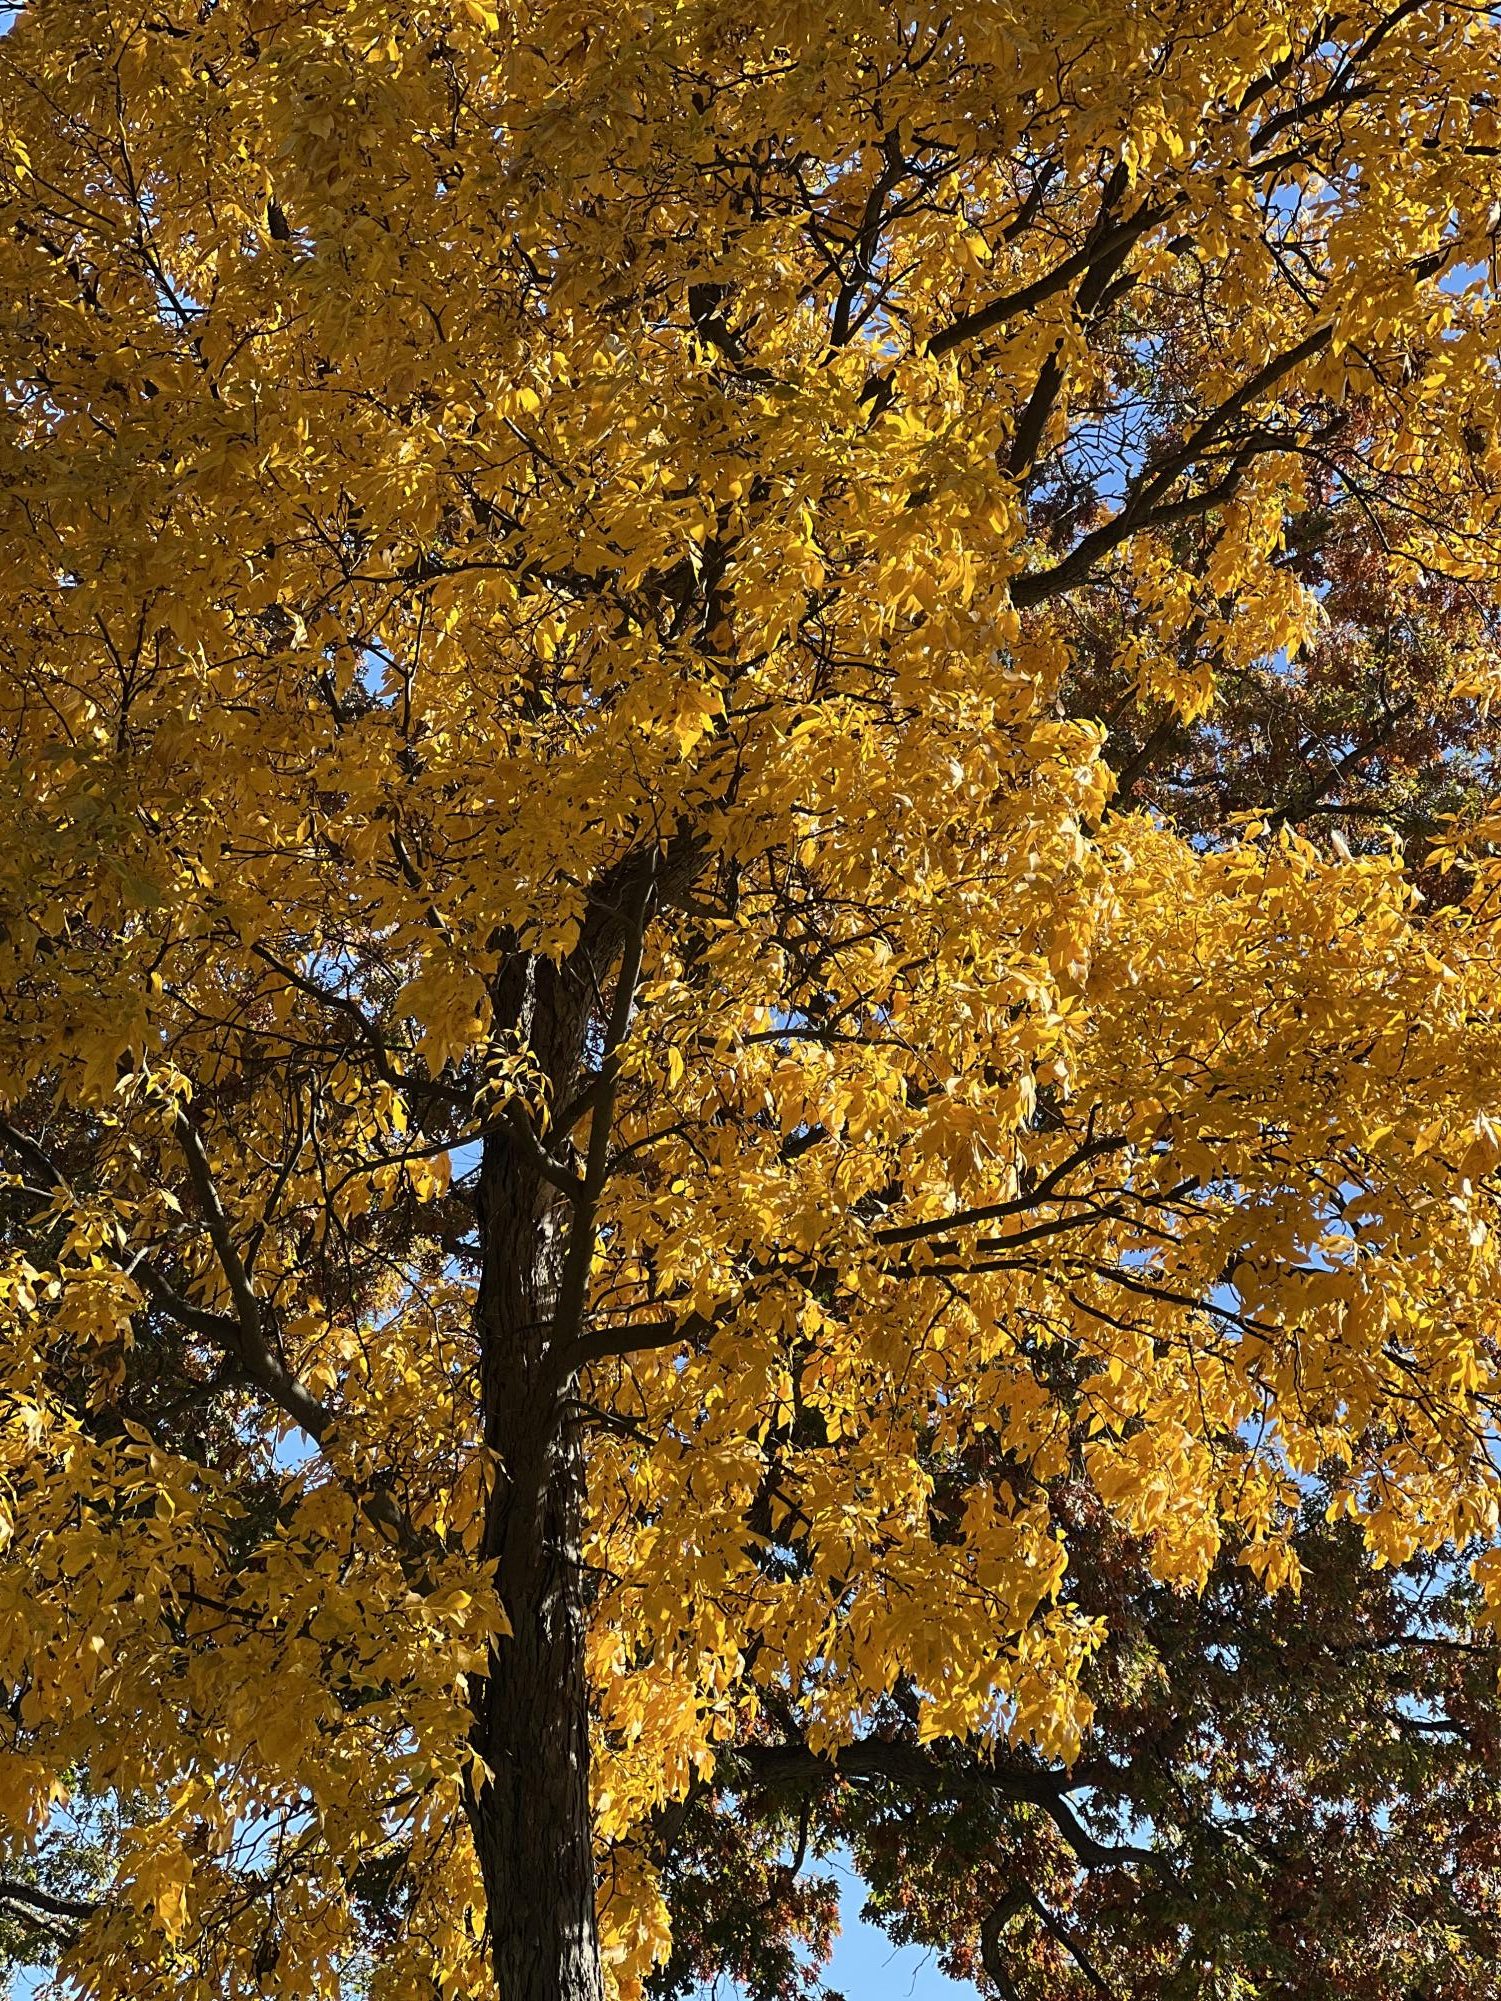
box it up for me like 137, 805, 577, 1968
695, 1852, 978, 2001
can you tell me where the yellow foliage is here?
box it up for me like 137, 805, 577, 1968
1, 0, 1501, 1996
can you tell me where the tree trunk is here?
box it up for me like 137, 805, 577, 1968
467, 1405, 602, 2001
466, 956, 605, 2001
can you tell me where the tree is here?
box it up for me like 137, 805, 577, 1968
4, 2, 1501, 1997
654, 1491, 1501, 2001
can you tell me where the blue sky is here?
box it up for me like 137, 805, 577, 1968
691, 1853, 980, 2001
792, 1864, 977, 2001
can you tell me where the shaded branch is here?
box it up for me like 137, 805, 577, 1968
251, 943, 469, 1114
0, 1877, 97, 1923
874, 1133, 1129, 1247
928, 204, 1172, 360
725, 1738, 1157, 1873
0, 1111, 430, 1577
1011, 326, 1333, 608
550, 872, 654, 1357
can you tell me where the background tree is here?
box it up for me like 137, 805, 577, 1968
656, 1490, 1501, 2001
5, 4, 1501, 2000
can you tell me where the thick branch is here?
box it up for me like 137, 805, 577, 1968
563, 1309, 715, 1375
1011, 326, 1332, 608
874, 1133, 1129, 1247
725, 1739, 1156, 1871
928, 205, 1171, 360
550, 874, 654, 1355
0, 1877, 97, 1922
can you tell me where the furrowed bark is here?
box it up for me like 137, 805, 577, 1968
462, 850, 681, 2000
464, 948, 604, 2001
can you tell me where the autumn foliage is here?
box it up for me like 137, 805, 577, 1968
4, 1, 1501, 1996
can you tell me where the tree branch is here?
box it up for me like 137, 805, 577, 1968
549, 872, 654, 1357
873, 1133, 1129, 1247
0, 1110, 430, 1576
928, 205, 1172, 360
1011, 326, 1332, 608
725, 1738, 1156, 1871
0, 1877, 97, 1922
563, 1309, 715, 1374
251, 943, 469, 1113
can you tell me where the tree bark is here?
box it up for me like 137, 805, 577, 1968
465, 954, 605, 2001
466, 1403, 602, 2001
